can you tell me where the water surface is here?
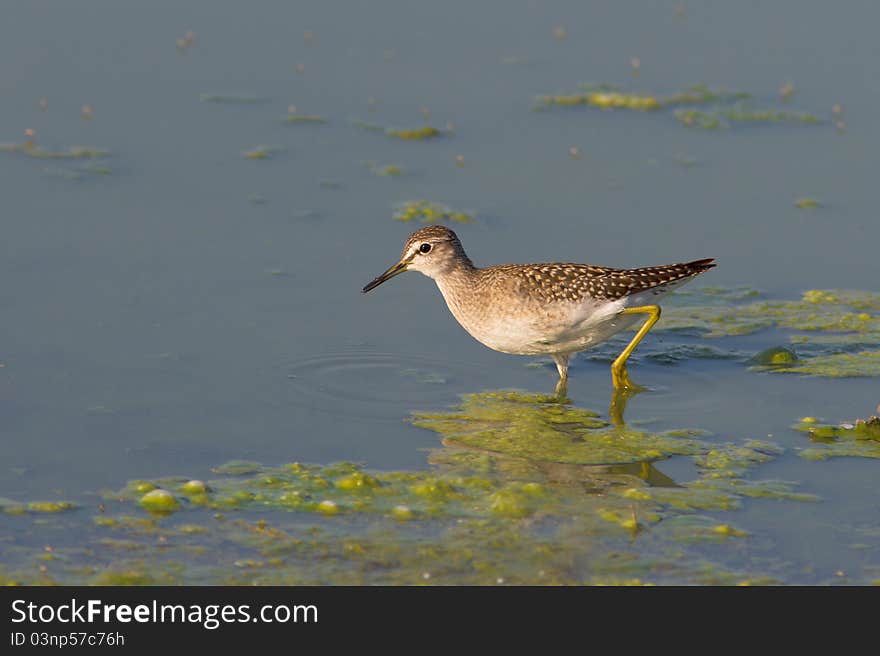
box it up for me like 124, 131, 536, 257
1, 0, 879, 584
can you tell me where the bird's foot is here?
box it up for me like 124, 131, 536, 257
609, 364, 650, 425
610, 363, 648, 393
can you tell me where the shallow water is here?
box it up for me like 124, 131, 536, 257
1, 1, 879, 584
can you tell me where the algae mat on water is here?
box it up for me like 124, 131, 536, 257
793, 415, 880, 460
659, 288, 880, 378
534, 83, 826, 131
1, 392, 832, 585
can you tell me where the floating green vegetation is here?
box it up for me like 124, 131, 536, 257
417, 392, 814, 512
393, 200, 474, 224
536, 83, 823, 132
1, 498, 75, 515
412, 390, 704, 465
348, 118, 386, 133
537, 90, 662, 111
794, 415, 880, 460
795, 197, 821, 209
662, 288, 880, 377
386, 126, 442, 140
242, 145, 284, 160
181, 480, 208, 494
139, 489, 180, 514
0, 142, 109, 159
350, 119, 446, 140
365, 161, 405, 177
661, 85, 753, 106
769, 351, 880, 378
1, 387, 827, 585
675, 104, 822, 129
27, 501, 76, 513
749, 346, 799, 367
212, 461, 263, 475
536, 85, 750, 112
199, 93, 271, 104
39, 163, 112, 181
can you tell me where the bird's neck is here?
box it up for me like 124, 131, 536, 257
433, 259, 480, 316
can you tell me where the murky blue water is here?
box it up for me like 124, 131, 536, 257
2, 0, 878, 583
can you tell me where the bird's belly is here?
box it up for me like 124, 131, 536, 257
451, 299, 640, 356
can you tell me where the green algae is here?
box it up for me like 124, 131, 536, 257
393, 200, 474, 225
661, 288, 880, 378
212, 461, 263, 475
611, 440, 814, 512
770, 351, 880, 378
0, 394, 830, 585
366, 161, 405, 177
26, 501, 76, 513
348, 118, 386, 133
536, 83, 825, 133
386, 126, 442, 140
242, 145, 283, 160
316, 500, 341, 515
537, 90, 662, 111
94, 397, 805, 526
656, 516, 752, 545
350, 119, 447, 140
661, 85, 752, 106
39, 162, 112, 181
749, 346, 799, 367
675, 105, 822, 129
98, 538, 148, 551
536, 84, 750, 112
139, 489, 180, 514
412, 390, 703, 465
1, 498, 75, 515
91, 570, 176, 585
537, 85, 749, 112
1, 142, 109, 159
181, 480, 208, 494
794, 416, 880, 460
418, 392, 814, 511
390, 505, 414, 521
713, 524, 749, 538
335, 472, 380, 491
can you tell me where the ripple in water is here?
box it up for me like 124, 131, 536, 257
282, 348, 492, 420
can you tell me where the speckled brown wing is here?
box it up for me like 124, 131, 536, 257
593, 258, 717, 300
483, 259, 715, 304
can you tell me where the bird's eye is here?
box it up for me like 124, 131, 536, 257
419, 243, 432, 254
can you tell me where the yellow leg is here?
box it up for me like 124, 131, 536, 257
611, 305, 661, 390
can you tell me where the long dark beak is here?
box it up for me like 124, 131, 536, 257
362, 260, 408, 293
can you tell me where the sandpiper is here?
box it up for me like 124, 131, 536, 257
363, 225, 714, 392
